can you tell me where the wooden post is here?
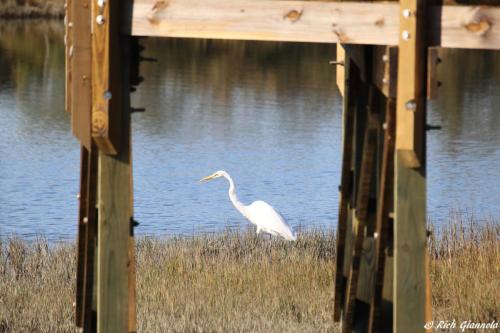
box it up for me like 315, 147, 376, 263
367, 47, 397, 333
92, 0, 136, 331
70, 0, 92, 150
96, 34, 134, 333
65, 0, 73, 114
394, 0, 428, 332
343, 86, 378, 333
334, 44, 356, 322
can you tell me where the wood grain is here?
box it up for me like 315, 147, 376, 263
127, 0, 500, 50
333, 48, 357, 322
64, 0, 72, 114
368, 96, 396, 333
96, 29, 134, 333
92, 0, 124, 154
128, 0, 400, 44
394, 152, 426, 333
71, 0, 92, 150
343, 91, 379, 332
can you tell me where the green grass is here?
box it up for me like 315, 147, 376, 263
0, 220, 498, 332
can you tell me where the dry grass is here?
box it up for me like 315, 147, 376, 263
0, 220, 498, 332
0, 0, 64, 18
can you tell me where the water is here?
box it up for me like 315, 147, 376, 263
1, 21, 499, 241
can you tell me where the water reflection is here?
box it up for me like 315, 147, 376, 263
0, 21, 499, 241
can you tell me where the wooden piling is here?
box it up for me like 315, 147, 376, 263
394, 0, 428, 331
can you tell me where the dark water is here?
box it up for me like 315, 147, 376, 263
1, 21, 499, 241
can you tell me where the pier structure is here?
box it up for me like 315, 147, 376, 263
65, 0, 500, 332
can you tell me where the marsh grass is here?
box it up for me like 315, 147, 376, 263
0, 0, 64, 18
0, 221, 498, 332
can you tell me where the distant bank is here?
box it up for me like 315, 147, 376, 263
0, 0, 64, 19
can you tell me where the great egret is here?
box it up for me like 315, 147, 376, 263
199, 170, 297, 241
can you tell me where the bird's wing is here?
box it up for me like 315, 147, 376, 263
246, 201, 296, 240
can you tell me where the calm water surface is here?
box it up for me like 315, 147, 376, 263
1, 21, 499, 241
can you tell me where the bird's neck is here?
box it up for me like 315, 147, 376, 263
224, 174, 248, 218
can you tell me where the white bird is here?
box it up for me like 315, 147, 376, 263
199, 170, 297, 241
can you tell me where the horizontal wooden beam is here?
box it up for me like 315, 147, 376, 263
126, 0, 500, 50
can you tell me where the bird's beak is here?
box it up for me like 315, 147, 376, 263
199, 174, 217, 182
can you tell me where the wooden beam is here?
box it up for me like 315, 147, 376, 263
394, 1, 427, 330
96, 31, 135, 333
396, 0, 428, 167
333, 48, 357, 322
127, 0, 500, 50
70, 0, 92, 150
76, 147, 89, 327
393, 152, 426, 333
64, 0, 72, 114
335, 44, 346, 97
92, 0, 125, 154
372, 47, 398, 99
343, 89, 379, 332
368, 96, 396, 333
128, 0, 399, 44
427, 47, 440, 100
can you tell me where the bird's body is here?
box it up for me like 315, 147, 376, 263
200, 170, 297, 241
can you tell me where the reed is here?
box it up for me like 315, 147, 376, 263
0, 0, 64, 18
0, 219, 498, 332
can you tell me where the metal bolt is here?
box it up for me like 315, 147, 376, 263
77, 193, 81, 199
382, 122, 388, 130
68, 22, 73, 28
402, 30, 411, 40
104, 91, 112, 100
97, 0, 106, 7
83, 217, 88, 224
96, 15, 105, 25
382, 54, 389, 63
382, 77, 389, 84
402, 9, 412, 18
405, 99, 417, 111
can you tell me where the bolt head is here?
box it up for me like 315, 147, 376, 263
104, 91, 112, 100
96, 15, 105, 25
402, 9, 412, 18
97, 0, 106, 7
405, 99, 417, 111
83, 217, 89, 223
382, 54, 389, 62
402, 30, 411, 40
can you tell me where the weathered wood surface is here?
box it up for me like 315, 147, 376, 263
127, 0, 500, 50
394, 152, 426, 333
76, 147, 89, 327
96, 33, 134, 332
394, 0, 428, 330
427, 47, 440, 100
343, 92, 379, 332
70, 0, 92, 150
368, 96, 396, 333
395, 0, 428, 168
335, 44, 346, 97
75, 146, 98, 332
333, 47, 356, 322
64, 0, 72, 114
92, 0, 125, 154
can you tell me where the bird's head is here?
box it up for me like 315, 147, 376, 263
199, 170, 226, 183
